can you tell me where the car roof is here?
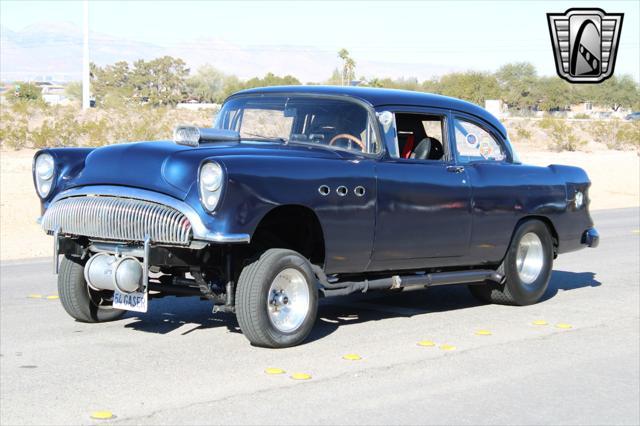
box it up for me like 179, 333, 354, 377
231, 85, 507, 137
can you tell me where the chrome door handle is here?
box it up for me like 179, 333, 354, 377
447, 165, 465, 173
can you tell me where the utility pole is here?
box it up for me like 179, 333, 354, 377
82, 0, 90, 110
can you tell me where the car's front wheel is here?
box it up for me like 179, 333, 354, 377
58, 255, 126, 322
469, 219, 554, 306
236, 249, 318, 348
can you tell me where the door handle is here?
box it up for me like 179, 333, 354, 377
447, 165, 465, 173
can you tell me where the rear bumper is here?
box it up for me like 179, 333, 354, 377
581, 228, 599, 248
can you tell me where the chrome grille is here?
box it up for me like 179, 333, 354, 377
42, 196, 192, 245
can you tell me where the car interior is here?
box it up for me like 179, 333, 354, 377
394, 113, 446, 161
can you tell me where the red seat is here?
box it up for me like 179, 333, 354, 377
401, 134, 415, 159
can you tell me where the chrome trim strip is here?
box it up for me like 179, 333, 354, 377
46, 186, 251, 244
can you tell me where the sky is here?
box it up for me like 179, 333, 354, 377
1, 0, 639, 81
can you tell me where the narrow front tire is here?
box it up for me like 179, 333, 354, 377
58, 255, 126, 323
236, 249, 318, 348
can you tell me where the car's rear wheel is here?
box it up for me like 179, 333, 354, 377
236, 249, 318, 348
58, 255, 126, 323
468, 219, 553, 306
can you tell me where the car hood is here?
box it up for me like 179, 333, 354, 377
69, 140, 342, 200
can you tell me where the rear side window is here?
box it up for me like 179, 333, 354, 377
453, 118, 505, 163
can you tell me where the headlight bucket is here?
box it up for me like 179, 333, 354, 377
199, 161, 224, 212
34, 153, 55, 198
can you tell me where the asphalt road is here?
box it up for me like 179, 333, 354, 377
1, 208, 639, 425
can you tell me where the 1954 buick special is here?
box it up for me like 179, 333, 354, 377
34, 86, 599, 348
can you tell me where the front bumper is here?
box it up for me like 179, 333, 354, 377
581, 228, 599, 248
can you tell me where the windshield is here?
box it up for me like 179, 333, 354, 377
214, 95, 378, 153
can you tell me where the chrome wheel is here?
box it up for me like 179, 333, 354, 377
516, 232, 545, 284
266, 268, 310, 333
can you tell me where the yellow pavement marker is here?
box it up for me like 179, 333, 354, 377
342, 354, 362, 361
417, 340, 436, 347
89, 411, 113, 420
27, 294, 43, 299
556, 323, 573, 329
290, 372, 312, 380
532, 320, 548, 326
46, 295, 59, 300
475, 330, 492, 336
439, 344, 456, 351
264, 368, 285, 375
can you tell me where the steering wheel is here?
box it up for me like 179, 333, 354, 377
328, 133, 365, 151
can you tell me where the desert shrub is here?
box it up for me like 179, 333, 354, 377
0, 103, 220, 149
589, 120, 620, 149
0, 116, 29, 150
573, 113, 591, 119
10, 82, 43, 103
588, 119, 639, 150
515, 125, 532, 141
538, 117, 585, 151
616, 121, 640, 149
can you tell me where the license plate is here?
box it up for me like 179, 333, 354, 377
113, 288, 148, 313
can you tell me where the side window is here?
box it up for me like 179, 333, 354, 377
393, 113, 447, 161
453, 118, 505, 163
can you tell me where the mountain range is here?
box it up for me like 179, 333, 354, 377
1, 21, 457, 83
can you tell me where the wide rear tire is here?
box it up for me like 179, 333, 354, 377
58, 255, 126, 323
469, 220, 553, 306
236, 249, 318, 348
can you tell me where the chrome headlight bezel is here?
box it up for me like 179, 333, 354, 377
198, 161, 224, 212
33, 152, 56, 198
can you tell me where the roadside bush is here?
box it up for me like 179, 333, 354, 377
0, 114, 29, 150
514, 125, 532, 141
10, 82, 43, 103
573, 113, 591, 119
589, 119, 640, 150
616, 121, 640, 149
0, 104, 212, 150
538, 117, 585, 151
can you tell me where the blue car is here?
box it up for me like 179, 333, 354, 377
34, 86, 599, 347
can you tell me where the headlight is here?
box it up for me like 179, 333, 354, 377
201, 162, 223, 191
199, 161, 223, 211
34, 153, 55, 198
575, 190, 584, 209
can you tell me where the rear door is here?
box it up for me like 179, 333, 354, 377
368, 107, 473, 271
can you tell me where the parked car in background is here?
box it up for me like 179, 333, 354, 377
34, 86, 599, 348
624, 112, 640, 121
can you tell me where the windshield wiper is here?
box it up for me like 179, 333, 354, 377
241, 132, 288, 144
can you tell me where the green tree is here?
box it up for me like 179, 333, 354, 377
536, 77, 575, 111
242, 72, 301, 90
186, 65, 227, 103
90, 61, 133, 107
437, 72, 500, 105
579, 75, 639, 111
496, 62, 538, 109
338, 48, 356, 85
129, 56, 190, 106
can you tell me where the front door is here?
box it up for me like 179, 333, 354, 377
368, 108, 472, 271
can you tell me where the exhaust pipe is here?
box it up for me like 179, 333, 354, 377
84, 253, 143, 293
